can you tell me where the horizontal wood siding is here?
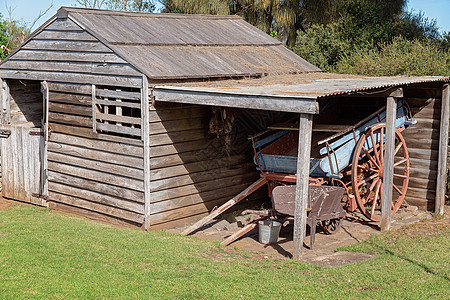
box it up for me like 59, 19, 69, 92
0, 18, 142, 88
47, 83, 145, 225
149, 102, 260, 229
402, 88, 442, 209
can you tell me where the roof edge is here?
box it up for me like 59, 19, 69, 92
59, 6, 242, 19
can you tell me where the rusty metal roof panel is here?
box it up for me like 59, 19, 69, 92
155, 73, 450, 98
69, 9, 280, 46
60, 7, 320, 79
109, 44, 320, 79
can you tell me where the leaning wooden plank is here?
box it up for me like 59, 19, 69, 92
48, 171, 144, 202
96, 122, 142, 137
49, 191, 144, 223
0, 70, 142, 88
181, 177, 267, 235
221, 216, 269, 246
49, 181, 144, 214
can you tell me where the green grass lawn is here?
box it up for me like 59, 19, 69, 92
0, 203, 449, 299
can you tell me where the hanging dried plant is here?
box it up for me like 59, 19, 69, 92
209, 107, 236, 155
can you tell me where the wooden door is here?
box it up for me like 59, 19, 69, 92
0, 126, 47, 206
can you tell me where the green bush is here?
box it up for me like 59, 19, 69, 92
335, 36, 450, 76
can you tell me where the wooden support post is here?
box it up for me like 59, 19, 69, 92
381, 91, 400, 231
142, 76, 151, 230
293, 113, 313, 260
436, 84, 449, 216
0, 79, 10, 125
40, 81, 49, 207
91, 85, 97, 133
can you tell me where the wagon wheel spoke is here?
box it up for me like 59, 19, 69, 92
393, 183, 403, 195
380, 127, 384, 162
371, 180, 382, 216
370, 132, 381, 167
357, 165, 378, 173
394, 142, 403, 156
356, 172, 379, 187
393, 173, 407, 179
368, 176, 379, 192
394, 158, 408, 167
361, 145, 380, 169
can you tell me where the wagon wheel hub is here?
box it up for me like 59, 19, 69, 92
378, 169, 384, 179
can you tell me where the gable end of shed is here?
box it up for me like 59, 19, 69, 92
0, 17, 143, 88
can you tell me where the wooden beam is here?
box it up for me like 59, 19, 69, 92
152, 88, 319, 114
0, 79, 10, 125
381, 90, 400, 231
293, 113, 313, 260
435, 84, 449, 216
40, 81, 49, 207
142, 76, 151, 230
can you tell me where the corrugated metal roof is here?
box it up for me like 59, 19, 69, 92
155, 73, 450, 99
59, 7, 320, 79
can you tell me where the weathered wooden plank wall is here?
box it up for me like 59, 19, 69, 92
9, 80, 42, 127
148, 102, 261, 230
401, 87, 442, 209
0, 126, 45, 206
46, 83, 145, 225
0, 18, 142, 88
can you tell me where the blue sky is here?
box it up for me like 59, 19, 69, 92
1, 0, 449, 34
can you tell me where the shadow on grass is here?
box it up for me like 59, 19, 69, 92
364, 239, 450, 282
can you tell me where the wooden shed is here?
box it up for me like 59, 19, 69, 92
0, 7, 448, 253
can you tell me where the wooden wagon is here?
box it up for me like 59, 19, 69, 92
182, 99, 416, 246
253, 99, 415, 222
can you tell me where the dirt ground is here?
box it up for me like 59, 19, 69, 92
0, 196, 11, 210
173, 204, 449, 266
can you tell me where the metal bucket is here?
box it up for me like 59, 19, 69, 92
258, 220, 282, 244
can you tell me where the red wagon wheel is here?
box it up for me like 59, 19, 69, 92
351, 123, 409, 221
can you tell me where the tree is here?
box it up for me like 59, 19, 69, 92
162, 0, 408, 47
76, 0, 156, 12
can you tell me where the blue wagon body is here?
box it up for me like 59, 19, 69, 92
254, 100, 413, 177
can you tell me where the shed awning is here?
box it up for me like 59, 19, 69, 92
152, 73, 450, 114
